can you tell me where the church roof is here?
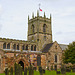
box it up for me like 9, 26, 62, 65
42, 43, 53, 53
59, 44, 68, 50
42, 42, 68, 53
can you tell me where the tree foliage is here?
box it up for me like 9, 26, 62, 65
63, 42, 75, 64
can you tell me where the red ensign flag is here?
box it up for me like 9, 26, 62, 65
39, 9, 42, 11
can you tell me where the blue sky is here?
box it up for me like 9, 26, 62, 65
0, 0, 75, 44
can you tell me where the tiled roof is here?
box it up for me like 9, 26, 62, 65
42, 43, 53, 53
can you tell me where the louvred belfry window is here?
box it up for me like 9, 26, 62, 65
43, 24, 46, 32
32, 25, 34, 33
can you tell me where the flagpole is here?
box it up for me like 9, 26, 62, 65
38, 4, 40, 16
37, 4, 40, 51
39, 4, 40, 10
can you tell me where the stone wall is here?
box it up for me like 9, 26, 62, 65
46, 42, 62, 70
0, 38, 37, 51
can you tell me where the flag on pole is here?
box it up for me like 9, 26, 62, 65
39, 4, 42, 11
39, 8, 42, 11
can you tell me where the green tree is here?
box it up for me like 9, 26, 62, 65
63, 42, 75, 64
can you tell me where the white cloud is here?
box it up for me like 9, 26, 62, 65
0, 4, 2, 15
0, 0, 75, 44
60, 7, 75, 17
0, 24, 2, 31
41, 0, 60, 2
0, 4, 2, 31
53, 31, 75, 44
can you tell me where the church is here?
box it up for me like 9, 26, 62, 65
0, 11, 68, 73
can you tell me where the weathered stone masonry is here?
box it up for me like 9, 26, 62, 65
0, 12, 68, 73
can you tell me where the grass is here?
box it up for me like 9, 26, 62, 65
0, 70, 75, 75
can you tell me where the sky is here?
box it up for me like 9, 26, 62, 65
0, 0, 75, 45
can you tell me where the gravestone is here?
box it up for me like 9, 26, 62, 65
66, 67, 71, 72
56, 71, 61, 74
42, 69, 45, 73
33, 67, 37, 70
54, 65, 57, 71
37, 55, 41, 66
61, 65, 66, 74
72, 65, 75, 72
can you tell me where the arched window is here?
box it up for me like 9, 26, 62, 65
55, 54, 57, 62
43, 24, 46, 32
3, 43, 6, 49
31, 45, 33, 51
7, 43, 10, 49
22, 45, 25, 50
26, 45, 28, 50
13, 44, 16, 50
32, 25, 34, 33
34, 45, 36, 51
17, 44, 19, 50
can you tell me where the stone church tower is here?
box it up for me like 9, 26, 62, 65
27, 11, 52, 51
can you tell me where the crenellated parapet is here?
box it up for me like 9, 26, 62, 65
0, 37, 35, 43
0, 38, 37, 51
28, 16, 51, 24
28, 12, 51, 24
